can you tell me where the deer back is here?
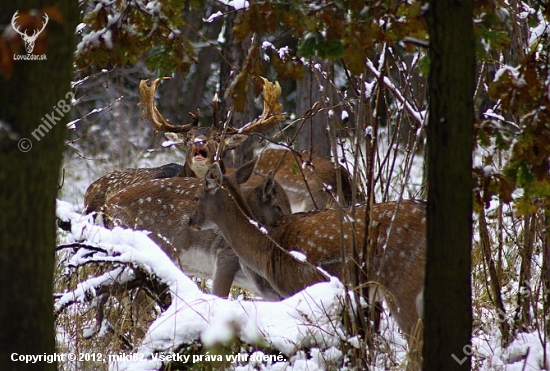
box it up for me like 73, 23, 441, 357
255, 148, 356, 212
84, 163, 186, 214
83, 125, 225, 214
271, 201, 426, 337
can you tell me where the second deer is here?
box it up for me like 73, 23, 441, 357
189, 159, 425, 349
101, 161, 291, 299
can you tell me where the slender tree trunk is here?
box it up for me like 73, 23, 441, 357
219, 10, 256, 168
423, 1, 475, 370
0, 1, 77, 370
515, 213, 535, 331
543, 210, 550, 342
295, 61, 331, 157
479, 206, 511, 345
158, 3, 224, 126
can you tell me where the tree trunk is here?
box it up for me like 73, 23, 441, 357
542, 209, 550, 344
219, 10, 256, 168
0, 1, 77, 370
479, 206, 511, 345
295, 61, 331, 157
423, 1, 475, 370
515, 213, 535, 331
158, 2, 224, 126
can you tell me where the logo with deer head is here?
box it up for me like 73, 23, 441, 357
11, 11, 49, 54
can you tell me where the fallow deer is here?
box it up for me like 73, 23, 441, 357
188, 160, 426, 349
100, 161, 292, 299
84, 77, 278, 213
84, 77, 356, 215
255, 148, 355, 212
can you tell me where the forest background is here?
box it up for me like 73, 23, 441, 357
0, 0, 549, 370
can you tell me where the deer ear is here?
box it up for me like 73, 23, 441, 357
224, 134, 248, 150
164, 132, 186, 144
205, 163, 223, 191
261, 171, 276, 202
234, 157, 258, 185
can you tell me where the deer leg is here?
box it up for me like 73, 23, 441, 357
212, 247, 241, 298
239, 264, 283, 301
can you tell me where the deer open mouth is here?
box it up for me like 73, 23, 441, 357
193, 147, 208, 162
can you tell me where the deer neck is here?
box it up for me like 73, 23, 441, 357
210, 185, 266, 256
206, 183, 327, 298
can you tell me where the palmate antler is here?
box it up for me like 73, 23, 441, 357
138, 76, 284, 152
139, 78, 199, 135
228, 77, 285, 135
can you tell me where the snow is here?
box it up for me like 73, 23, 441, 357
248, 218, 268, 234
75, 23, 86, 34
529, 10, 549, 47
161, 139, 178, 147
203, 11, 223, 23
475, 330, 550, 370
103, 30, 113, 49
262, 41, 274, 50
483, 165, 493, 177
341, 110, 349, 121
57, 183, 550, 370
365, 125, 373, 136
494, 65, 526, 87
145, 1, 161, 15
484, 108, 506, 122
56, 204, 350, 371
278, 46, 290, 59
289, 251, 307, 262
218, 0, 249, 10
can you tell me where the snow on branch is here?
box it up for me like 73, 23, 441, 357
366, 58, 425, 124
55, 200, 348, 371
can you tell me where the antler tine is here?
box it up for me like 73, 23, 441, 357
239, 77, 285, 135
37, 13, 49, 35
189, 108, 200, 126
11, 11, 25, 37
212, 93, 221, 129
139, 78, 198, 134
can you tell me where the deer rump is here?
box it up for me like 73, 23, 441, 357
270, 201, 426, 336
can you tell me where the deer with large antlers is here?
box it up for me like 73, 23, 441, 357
11, 11, 49, 54
84, 77, 355, 215
189, 160, 425, 356
100, 161, 292, 299
84, 77, 280, 213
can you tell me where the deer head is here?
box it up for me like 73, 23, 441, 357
11, 11, 49, 54
139, 77, 284, 179
189, 160, 330, 296
82, 77, 285, 215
